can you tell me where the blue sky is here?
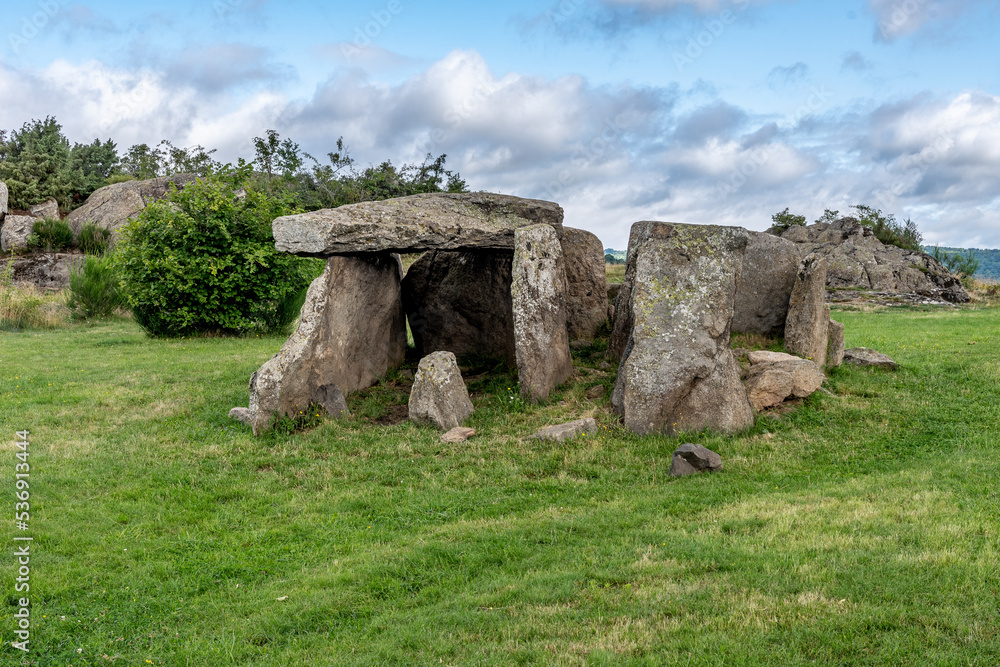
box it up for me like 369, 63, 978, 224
3, 0, 999, 249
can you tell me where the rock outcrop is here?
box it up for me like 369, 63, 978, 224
512, 224, 574, 401
0, 252, 76, 290
610, 222, 754, 436
562, 227, 608, 340
785, 253, 831, 366
247, 255, 407, 435
401, 250, 516, 364
1, 216, 36, 253
29, 198, 59, 220
408, 351, 474, 430
65, 174, 197, 238
775, 217, 968, 303
732, 231, 801, 336
273, 192, 564, 256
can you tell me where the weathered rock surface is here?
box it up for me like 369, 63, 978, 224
401, 250, 516, 364
611, 222, 754, 435
785, 253, 831, 366
774, 217, 968, 303
273, 192, 564, 256
512, 224, 574, 401
732, 231, 801, 336
440, 426, 476, 443
247, 254, 407, 434
408, 351, 474, 430
669, 443, 723, 477
844, 347, 898, 370
562, 227, 608, 340
0, 252, 77, 290
0, 181, 8, 218
534, 418, 598, 442
229, 407, 253, 426
744, 354, 825, 411
1, 215, 36, 252
827, 319, 845, 368
30, 198, 59, 220
65, 174, 197, 237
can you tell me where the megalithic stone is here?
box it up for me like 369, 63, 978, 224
248, 253, 406, 434
785, 253, 830, 367
511, 224, 574, 402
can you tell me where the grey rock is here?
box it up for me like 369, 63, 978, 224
747, 350, 801, 364
611, 222, 754, 435
408, 351, 474, 430
248, 254, 407, 434
570, 339, 592, 350
29, 198, 59, 220
0, 181, 7, 218
785, 253, 831, 366
534, 418, 598, 442
1, 215, 36, 252
316, 383, 351, 419
0, 253, 76, 290
65, 174, 197, 238
732, 231, 801, 336
402, 249, 516, 365
273, 192, 564, 256
844, 347, 898, 370
562, 227, 608, 340
512, 224, 574, 401
229, 407, 253, 426
778, 217, 968, 303
669, 443, 723, 477
440, 426, 476, 443
827, 319, 845, 368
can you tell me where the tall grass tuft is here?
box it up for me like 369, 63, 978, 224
67, 253, 125, 320
26, 217, 75, 253
0, 258, 69, 329
77, 222, 112, 255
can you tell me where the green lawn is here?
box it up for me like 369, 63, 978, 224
1, 307, 998, 665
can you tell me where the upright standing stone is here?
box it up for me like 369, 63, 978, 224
0, 181, 8, 219
408, 351, 474, 430
785, 253, 831, 366
611, 222, 754, 435
562, 227, 608, 340
247, 254, 406, 434
827, 319, 845, 368
401, 250, 516, 364
512, 224, 574, 401
732, 231, 801, 336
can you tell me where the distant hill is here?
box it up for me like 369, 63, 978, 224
924, 247, 1000, 280
604, 248, 626, 261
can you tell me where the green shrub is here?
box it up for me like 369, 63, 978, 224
67, 254, 125, 320
852, 204, 922, 252
770, 208, 806, 233
931, 246, 979, 281
26, 217, 74, 252
114, 163, 314, 336
77, 222, 112, 255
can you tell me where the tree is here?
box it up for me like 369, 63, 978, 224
852, 204, 922, 251
770, 207, 806, 233
67, 138, 119, 206
0, 117, 74, 209
815, 209, 840, 224
119, 143, 164, 180
114, 162, 317, 336
931, 246, 979, 279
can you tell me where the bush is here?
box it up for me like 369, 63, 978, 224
26, 217, 74, 252
68, 254, 125, 320
852, 204, 922, 251
931, 246, 979, 280
77, 222, 112, 255
770, 208, 806, 233
114, 163, 315, 336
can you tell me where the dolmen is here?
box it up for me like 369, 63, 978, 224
244, 192, 609, 434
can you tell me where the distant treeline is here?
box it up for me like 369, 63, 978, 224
925, 247, 1000, 280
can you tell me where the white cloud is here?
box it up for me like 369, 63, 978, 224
868, 0, 992, 42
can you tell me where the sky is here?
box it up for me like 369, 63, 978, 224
2, 0, 999, 250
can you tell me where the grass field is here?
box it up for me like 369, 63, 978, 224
2, 303, 999, 665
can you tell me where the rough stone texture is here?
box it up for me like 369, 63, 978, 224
0, 181, 7, 219
747, 350, 800, 364
229, 407, 253, 426
744, 357, 825, 411
534, 418, 598, 442
732, 231, 801, 336
1, 216, 36, 252
562, 227, 608, 340
0, 253, 77, 290
29, 198, 59, 220
669, 443, 723, 477
512, 224, 574, 401
774, 217, 968, 303
65, 174, 197, 237
827, 319, 845, 368
610, 222, 755, 436
607, 282, 621, 303
247, 254, 406, 434
785, 253, 831, 367
440, 427, 476, 443
401, 250, 516, 364
273, 192, 564, 256
408, 351, 474, 430
844, 347, 898, 370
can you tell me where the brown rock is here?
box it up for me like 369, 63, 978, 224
669, 443, 723, 477
562, 227, 608, 340
827, 319, 845, 368
534, 418, 598, 442
785, 253, 831, 366
732, 231, 801, 336
440, 427, 476, 443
